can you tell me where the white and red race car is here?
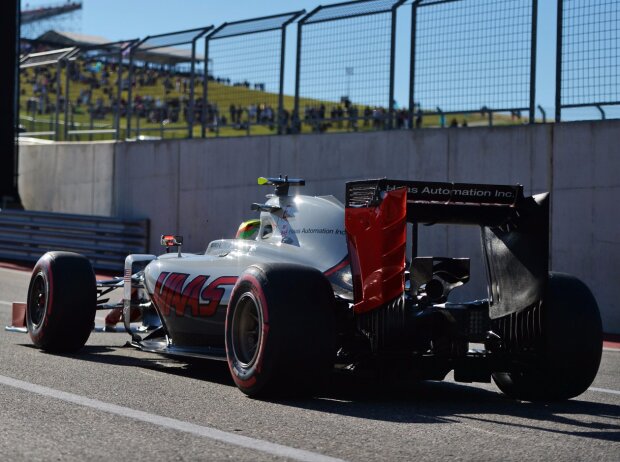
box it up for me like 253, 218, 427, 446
20, 176, 602, 399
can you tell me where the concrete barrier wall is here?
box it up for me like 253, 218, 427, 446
18, 120, 620, 332
551, 122, 620, 334
19, 141, 115, 216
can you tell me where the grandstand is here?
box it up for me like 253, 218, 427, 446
21, 1, 82, 39
29, 30, 202, 65
22, 1, 81, 24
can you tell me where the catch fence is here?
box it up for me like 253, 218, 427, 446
556, 0, 620, 121
19, 47, 75, 140
205, 12, 304, 137
295, 0, 405, 133
17, 0, 619, 142
410, 0, 537, 126
126, 27, 212, 140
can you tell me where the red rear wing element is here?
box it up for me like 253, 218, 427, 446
345, 188, 407, 314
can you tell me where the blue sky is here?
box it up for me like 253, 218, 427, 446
20, 0, 615, 120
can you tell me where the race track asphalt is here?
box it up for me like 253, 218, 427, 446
0, 266, 618, 461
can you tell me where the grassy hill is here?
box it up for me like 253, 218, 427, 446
19, 63, 526, 141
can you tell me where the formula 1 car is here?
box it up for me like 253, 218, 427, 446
22, 176, 603, 400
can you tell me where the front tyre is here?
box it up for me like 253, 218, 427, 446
27, 252, 96, 352
225, 263, 336, 397
493, 272, 602, 401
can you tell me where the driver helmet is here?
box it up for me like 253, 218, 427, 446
236, 219, 260, 240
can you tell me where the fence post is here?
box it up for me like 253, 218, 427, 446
388, 2, 404, 129
293, 18, 304, 133
55, 60, 62, 141
63, 62, 70, 140
70, 104, 76, 140
555, 0, 563, 122
537, 104, 546, 123
188, 38, 197, 139
115, 47, 122, 140
278, 21, 287, 135
529, 0, 538, 123
126, 48, 134, 139
89, 104, 94, 141
409, 1, 421, 130
202, 36, 209, 138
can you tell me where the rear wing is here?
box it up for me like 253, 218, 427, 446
346, 179, 524, 226
345, 179, 549, 320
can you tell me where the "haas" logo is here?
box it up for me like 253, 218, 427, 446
151, 272, 237, 317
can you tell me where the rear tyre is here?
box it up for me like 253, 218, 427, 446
27, 252, 96, 352
225, 263, 336, 397
493, 272, 602, 401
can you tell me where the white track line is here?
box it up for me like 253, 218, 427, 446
0, 374, 345, 462
589, 387, 620, 396
0, 267, 29, 275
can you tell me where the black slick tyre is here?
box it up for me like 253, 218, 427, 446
493, 272, 603, 401
225, 263, 336, 398
27, 252, 96, 352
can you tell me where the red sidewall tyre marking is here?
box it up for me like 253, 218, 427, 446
226, 272, 270, 390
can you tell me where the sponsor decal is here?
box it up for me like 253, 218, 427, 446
299, 227, 346, 235
276, 227, 346, 236
152, 272, 237, 317
384, 181, 517, 203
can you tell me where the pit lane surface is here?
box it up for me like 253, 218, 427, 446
1, 266, 618, 461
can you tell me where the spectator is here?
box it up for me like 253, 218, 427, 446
364, 106, 372, 127
415, 109, 423, 129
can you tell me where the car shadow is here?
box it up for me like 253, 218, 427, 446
18, 341, 235, 386
281, 375, 620, 443
52, 343, 236, 386
25, 342, 620, 443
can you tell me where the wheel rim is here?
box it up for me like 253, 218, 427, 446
28, 272, 48, 327
232, 293, 262, 367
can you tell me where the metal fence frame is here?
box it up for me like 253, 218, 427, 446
295, 0, 405, 131
555, 0, 620, 122
66, 40, 137, 141
19, 41, 140, 141
18, 0, 620, 143
204, 11, 305, 136
410, 0, 538, 125
19, 47, 76, 140
126, 26, 213, 139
